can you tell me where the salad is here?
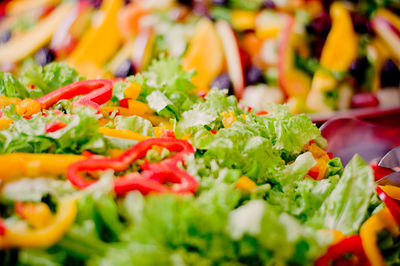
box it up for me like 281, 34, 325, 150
0, 57, 399, 265
0, 0, 400, 114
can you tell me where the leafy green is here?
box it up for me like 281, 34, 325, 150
19, 62, 83, 98
0, 107, 107, 154
229, 0, 264, 11
129, 57, 198, 119
0, 72, 30, 98
177, 89, 239, 135
114, 116, 155, 137
308, 154, 376, 234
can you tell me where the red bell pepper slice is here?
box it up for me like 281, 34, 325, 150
36, 79, 113, 110
45, 121, 67, 132
376, 186, 400, 224
315, 235, 370, 266
255, 110, 268, 115
67, 138, 198, 195
0, 219, 5, 236
369, 161, 395, 181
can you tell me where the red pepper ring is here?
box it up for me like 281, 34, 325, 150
67, 138, 197, 195
113, 167, 198, 195
376, 186, 400, 225
314, 235, 370, 266
36, 79, 113, 110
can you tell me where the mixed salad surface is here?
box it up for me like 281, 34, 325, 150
0, 0, 400, 114
0, 57, 399, 265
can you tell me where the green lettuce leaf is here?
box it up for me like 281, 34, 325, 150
0, 72, 30, 98
19, 62, 83, 98
129, 57, 198, 119
114, 116, 154, 137
307, 154, 376, 234
0, 107, 107, 154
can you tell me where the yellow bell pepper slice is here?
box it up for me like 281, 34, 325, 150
68, 0, 123, 77
307, 2, 358, 112
99, 127, 150, 142
0, 197, 77, 248
0, 118, 13, 129
6, 0, 60, 16
231, 10, 256, 31
360, 207, 400, 266
379, 185, 400, 201
0, 3, 73, 63
124, 82, 141, 100
183, 18, 224, 92
0, 153, 84, 181
18, 202, 54, 229
235, 176, 257, 192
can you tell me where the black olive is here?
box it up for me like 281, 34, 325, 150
178, 0, 192, 6
115, 59, 135, 78
89, 0, 102, 8
349, 57, 369, 86
246, 66, 265, 85
211, 0, 227, 6
351, 13, 373, 35
210, 73, 234, 95
381, 59, 400, 88
0, 30, 11, 44
306, 12, 331, 38
262, 0, 275, 9
35, 47, 55, 66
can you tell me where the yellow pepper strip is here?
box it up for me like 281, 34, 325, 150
128, 100, 154, 116
141, 114, 171, 126
0, 3, 73, 63
360, 207, 400, 266
6, 0, 60, 16
183, 18, 224, 92
0, 96, 43, 116
307, 143, 331, 180
100, 100, 153, 118
231, 10, 256, 31
124, 82, 141, 100
0, 153, 84, 181
235, 176, 257, 192
99, 127, 150, 142
68, 0, 123, 77
0, 96, 21, 108
16, 99, 42, 116
18, 202, 54, 229
100, 106, 133, 117
0, 197, 77, 248
306, 2, 358, 112
379, 185, 400, 201
0, 118, 13, 129
221, 110, 237, 128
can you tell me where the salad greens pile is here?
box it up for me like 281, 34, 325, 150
0, 58, 396, 266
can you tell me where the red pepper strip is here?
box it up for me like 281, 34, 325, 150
162, 130, 175, 138
114, 167, 198, 195
369, 162, 395, 181
67, 138, 197, 195
376, 186, 400, 224
255, 110, 268, 115
45, 121, 67, 133
315, 235, 370, 266
0, 219, 5, 236
36, 79, 113, 110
